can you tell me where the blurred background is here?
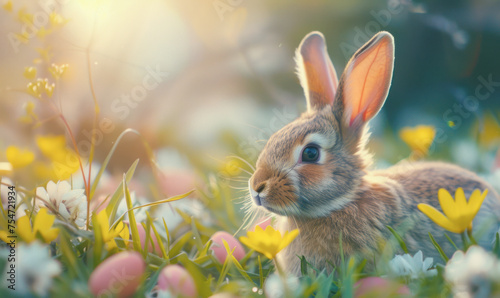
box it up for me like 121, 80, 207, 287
0, 0, 499, 193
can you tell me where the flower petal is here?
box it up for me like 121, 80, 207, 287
438, 188, 458, 220
418, 203, 465, 233
17, 215, 35, 243
34, 208, 56, 231
467, 189, 488, 217
454, 188, 467, 211
278, 229, 299, 252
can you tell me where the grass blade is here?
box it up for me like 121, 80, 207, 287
386, 225, 408, 253
89, 129, 138, 200
106, 159, 139, 223
429, 232, 449, 262
124, 175, 142, 252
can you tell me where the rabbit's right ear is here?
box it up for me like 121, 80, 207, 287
296, 31, 339, 111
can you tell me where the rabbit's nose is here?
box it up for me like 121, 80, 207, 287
249, 180, 266, 206
255, 182, 266, 193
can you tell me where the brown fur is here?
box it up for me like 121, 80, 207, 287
248, 31, 500, 275
277, 162, 500, 275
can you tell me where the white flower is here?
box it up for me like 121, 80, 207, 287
445, 246, 500, 297
389, 250, 437, 279
264, 273, 299, 298
1, 177, 28, 218
36, 180, 87, 227
1, 241, 61, 296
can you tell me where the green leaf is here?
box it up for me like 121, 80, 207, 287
110, 190, 194, 231
493, 232, 500, 258
222, 239, 256, 285
258, 255, 264, 288
124, 175, 142, 252
317, 272, 334, 298
300, 255, 309, 276
58, 230, 88, 280
147, 211, 168, 260
444, 233, 459, 251
429, 232, 449, 262
91, 211, 103, 268
89, 129, 139, 200
105, 159, 139, 224
177, 253, 213, 298
386, 225, 409, 253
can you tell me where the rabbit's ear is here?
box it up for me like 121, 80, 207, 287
338, 31, 394, 128
296, 31, 339, 111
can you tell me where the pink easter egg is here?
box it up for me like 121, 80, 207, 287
137, 224, 163, 257
158, 265, 197, 297
88, 251, 145, 297
210, 231, 245, 263
354, 277, 410, 297
159, 170, 196, 197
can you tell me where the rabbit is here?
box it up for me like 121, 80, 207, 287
247, 31, 500, 275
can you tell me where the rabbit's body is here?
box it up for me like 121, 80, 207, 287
247, 31, 500, 275
276, 161, 500, 275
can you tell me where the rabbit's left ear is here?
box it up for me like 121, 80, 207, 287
296, 31, 339, 111
338, 32, 394, 128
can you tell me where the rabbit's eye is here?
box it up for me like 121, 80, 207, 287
301, 146, 319, 162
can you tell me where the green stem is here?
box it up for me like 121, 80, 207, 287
461, 232, 469, 250
467, 228, 478, 245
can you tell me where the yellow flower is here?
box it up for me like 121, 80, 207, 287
0, 208, 59, 244
418, 188, 488, 234
49, 63, 68, 80
19, 101, 38, 124
26, 79, 55, 98
94, 211, 130, 251
32, 161, 57, 181
239, 226, 299, 259
6, 146, 35, 168
399, 125, 436, 156
36, 135, 80, 180
220, 159, 243, 177
474, 113, 500, 149
23, 67, 37, 80
2, 0, 12, 12
35, 47, 53, 63
49, 12, 67, 27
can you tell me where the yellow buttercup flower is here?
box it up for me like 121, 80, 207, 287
6, 146, 35, 168
36, 135, 80, 180
418, 188, 488, 234
2, 1, 12, 12
239, 226, 299, 259
0, 208, 59, 244
94, 211, 130, 251
399, 125, 436, 156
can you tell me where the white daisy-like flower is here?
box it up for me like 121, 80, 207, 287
445, 246, 500, 297
388, 250, 437, 279
36, 180, 87, 227
1, 241, 61, 296
1, 177, 28, 218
